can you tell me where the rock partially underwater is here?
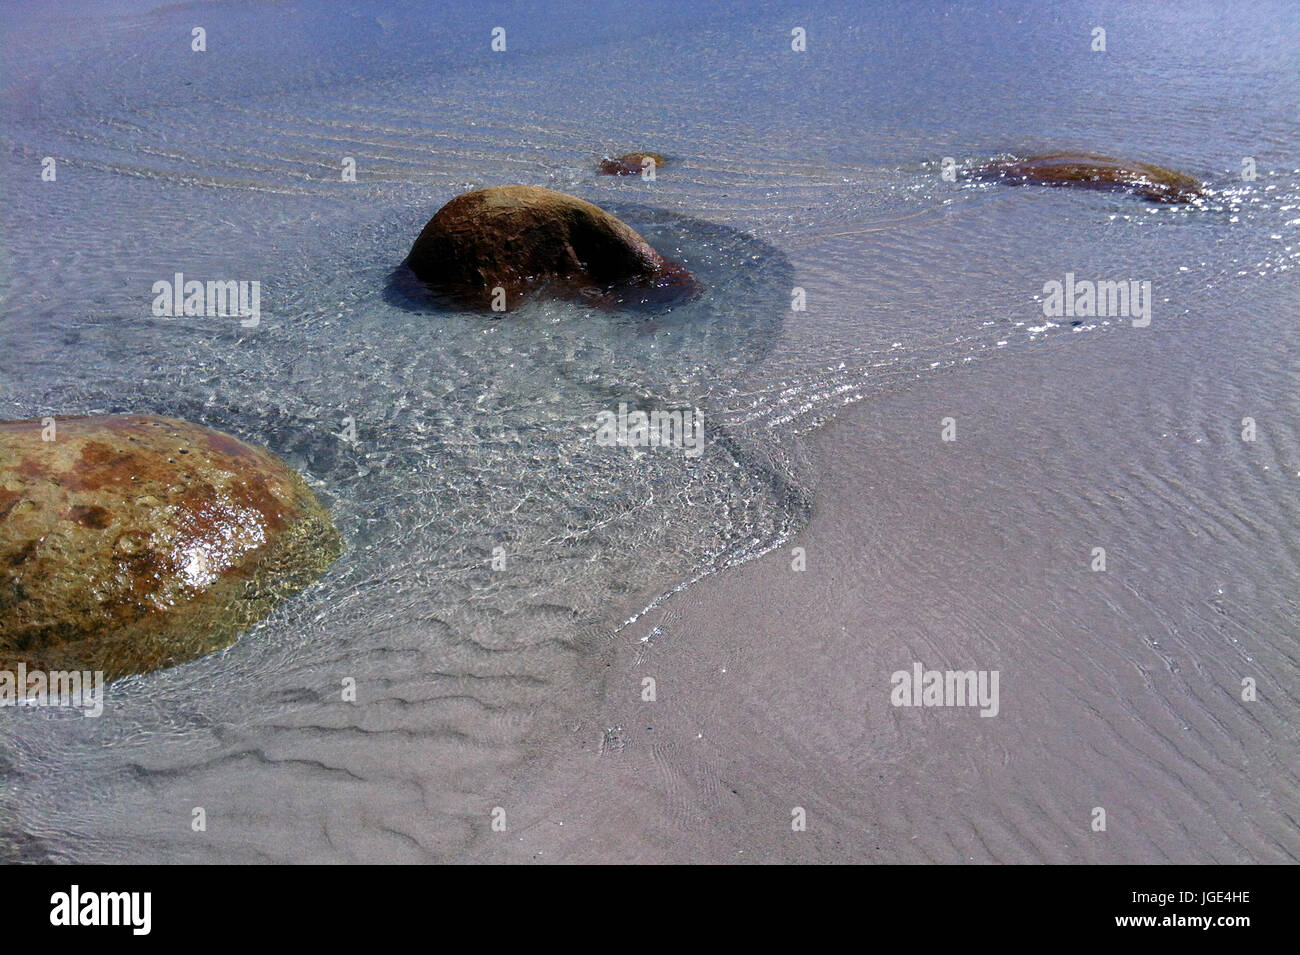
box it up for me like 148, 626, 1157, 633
598, 152, 667, 176
0, 415, 341, 682
403, 185, 699, 310
974, 153, 1206, 202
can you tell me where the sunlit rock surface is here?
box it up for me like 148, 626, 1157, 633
975, 153, 1206, 202
403, 185, 699, 309
0, 415, 341, 681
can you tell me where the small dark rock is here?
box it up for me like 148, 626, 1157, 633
598, 152, 667, 176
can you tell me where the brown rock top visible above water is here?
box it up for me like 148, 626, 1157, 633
975, 153, 1206, 202
404, 185, 699, 310
598, 152, 667, 176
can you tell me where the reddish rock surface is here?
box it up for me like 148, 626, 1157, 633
0, 415, 341, 681
598, 152, 667, 176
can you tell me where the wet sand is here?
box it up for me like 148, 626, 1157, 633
474, 313, 1300, 864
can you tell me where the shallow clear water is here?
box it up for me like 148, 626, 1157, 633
0, 0, 1296, 861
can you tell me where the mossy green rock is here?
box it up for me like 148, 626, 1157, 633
977, 153, 1205, 202
0, 415, 341, 681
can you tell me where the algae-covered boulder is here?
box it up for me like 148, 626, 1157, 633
0, 415, 341, 681
404, 185, 699, 309
975, 153, 1205, 202
598, 152, 667, 176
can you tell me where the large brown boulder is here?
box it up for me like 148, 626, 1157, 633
404, 185, 698, 309
975, 153, 1205, 202
0, 415, 342, 682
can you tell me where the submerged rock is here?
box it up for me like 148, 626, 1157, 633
0, 415, 341, 681
598, 152, 667, 176
404, 185, 698, 309
975, 153, 1205, 202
